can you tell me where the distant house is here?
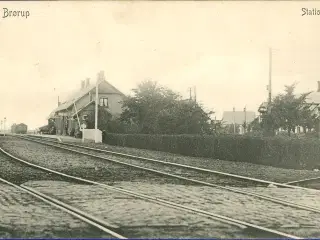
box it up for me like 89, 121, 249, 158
48, 71, 125, 136
258, 82, 320, 134
222, 110, 256, 134
303, 82, 320, 108
296, 81, 320, 133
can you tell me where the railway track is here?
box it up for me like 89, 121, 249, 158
24, 134, 320, 190
0, 148, 249, 238
16, 135, 320, 215
284, 176, 320, 189
0, 178, 125, 239
0, 140, 308, 239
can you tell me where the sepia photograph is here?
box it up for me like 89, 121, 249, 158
1, 1, 320, 239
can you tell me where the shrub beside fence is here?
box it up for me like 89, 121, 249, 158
103, 133, 320, 169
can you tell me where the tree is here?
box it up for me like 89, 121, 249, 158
261, 83, 313, 136
120, 80, 181, 133
119, 80, 214, 134
11, 124, 17, 133
86, 106, 113, 131
248, 117, 262, 132
157, 100, 213, 134
212, 120, 228, 135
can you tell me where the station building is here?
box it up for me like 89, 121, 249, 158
48, 71, 124, 136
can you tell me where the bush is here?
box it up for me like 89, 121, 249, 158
103, 133, 320, 169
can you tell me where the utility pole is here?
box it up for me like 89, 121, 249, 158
0, 120, 2, 133
189, 87, 192, 101
233, 107, 236, 134
244, 106, 247, 133
3, 117, 6, 136
268, 47, 272, 105
264, 47, 273, 136
194, 86, 197, 103
95, 72, 99, 143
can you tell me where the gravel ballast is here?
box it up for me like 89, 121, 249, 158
26, 134, 320, 183
77, 140, 320, 183
43, 141, 267, 187
0, 137, 256, 238
0, 183, 114, 238
0, 137, 185, 185
112, 182, 320, 238
23, 181, 255, 239
1, 136, 320, 238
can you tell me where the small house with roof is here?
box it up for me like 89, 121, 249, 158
303, 81, 320, 111
297, 81, 320, 134
222, 110, 256, 134
258, 81, 320, 134
48, 71, 124, 136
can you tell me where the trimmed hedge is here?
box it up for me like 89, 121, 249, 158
103, 133, 320, 169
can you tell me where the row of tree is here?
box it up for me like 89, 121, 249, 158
87, 80, 217, 135
87, 80, 319, 137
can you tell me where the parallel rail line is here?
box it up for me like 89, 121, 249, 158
285, 176, 320, 185
17, 135, 320, 215
0, 145, 303, 239
0, 176, 126, 239
25, 134, 320, 191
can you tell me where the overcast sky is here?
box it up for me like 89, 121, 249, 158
1, 1, 320, 130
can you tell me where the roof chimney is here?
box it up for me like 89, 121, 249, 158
317, 81, 320, 92
86, 78, 90, 87
81, 80, 85, 90
97, 70, 105, 82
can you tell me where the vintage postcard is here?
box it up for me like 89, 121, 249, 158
0, 1, 320, 239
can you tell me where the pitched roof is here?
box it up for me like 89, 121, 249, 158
48, 79, 124, 119
222, 111, 256, 125
304, 91, 320, 104
39, 125, 49, 130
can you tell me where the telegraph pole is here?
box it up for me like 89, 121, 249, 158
244, 106, 247, 133
264, 47, 273, 136
194, 86, 197, 103
3, 117, 6, 136
233, 107, 236, 134
268, 48, 272, 105
95, 73, 99, 143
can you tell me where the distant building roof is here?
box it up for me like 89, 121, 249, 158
48, 72, 124, 119
305, 91, 320, 104
222, 111, 256, 125
39, 125, 49, 130
49, 83, 97, 116
297, 81, 320, 105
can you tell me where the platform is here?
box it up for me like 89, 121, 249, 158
28, 134, 93, 143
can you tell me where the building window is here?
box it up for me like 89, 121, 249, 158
99, 98, 108, 107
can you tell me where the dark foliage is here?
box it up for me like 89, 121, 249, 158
103, 133, 320, 170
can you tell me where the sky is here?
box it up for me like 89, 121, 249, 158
1, 1, 320, 130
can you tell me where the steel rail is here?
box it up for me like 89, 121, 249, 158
18, 135, 320, 214
0, 146, 302, 239
0, 177, 126, 239
25, 134, 320, 191
284, 176, 320, 185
